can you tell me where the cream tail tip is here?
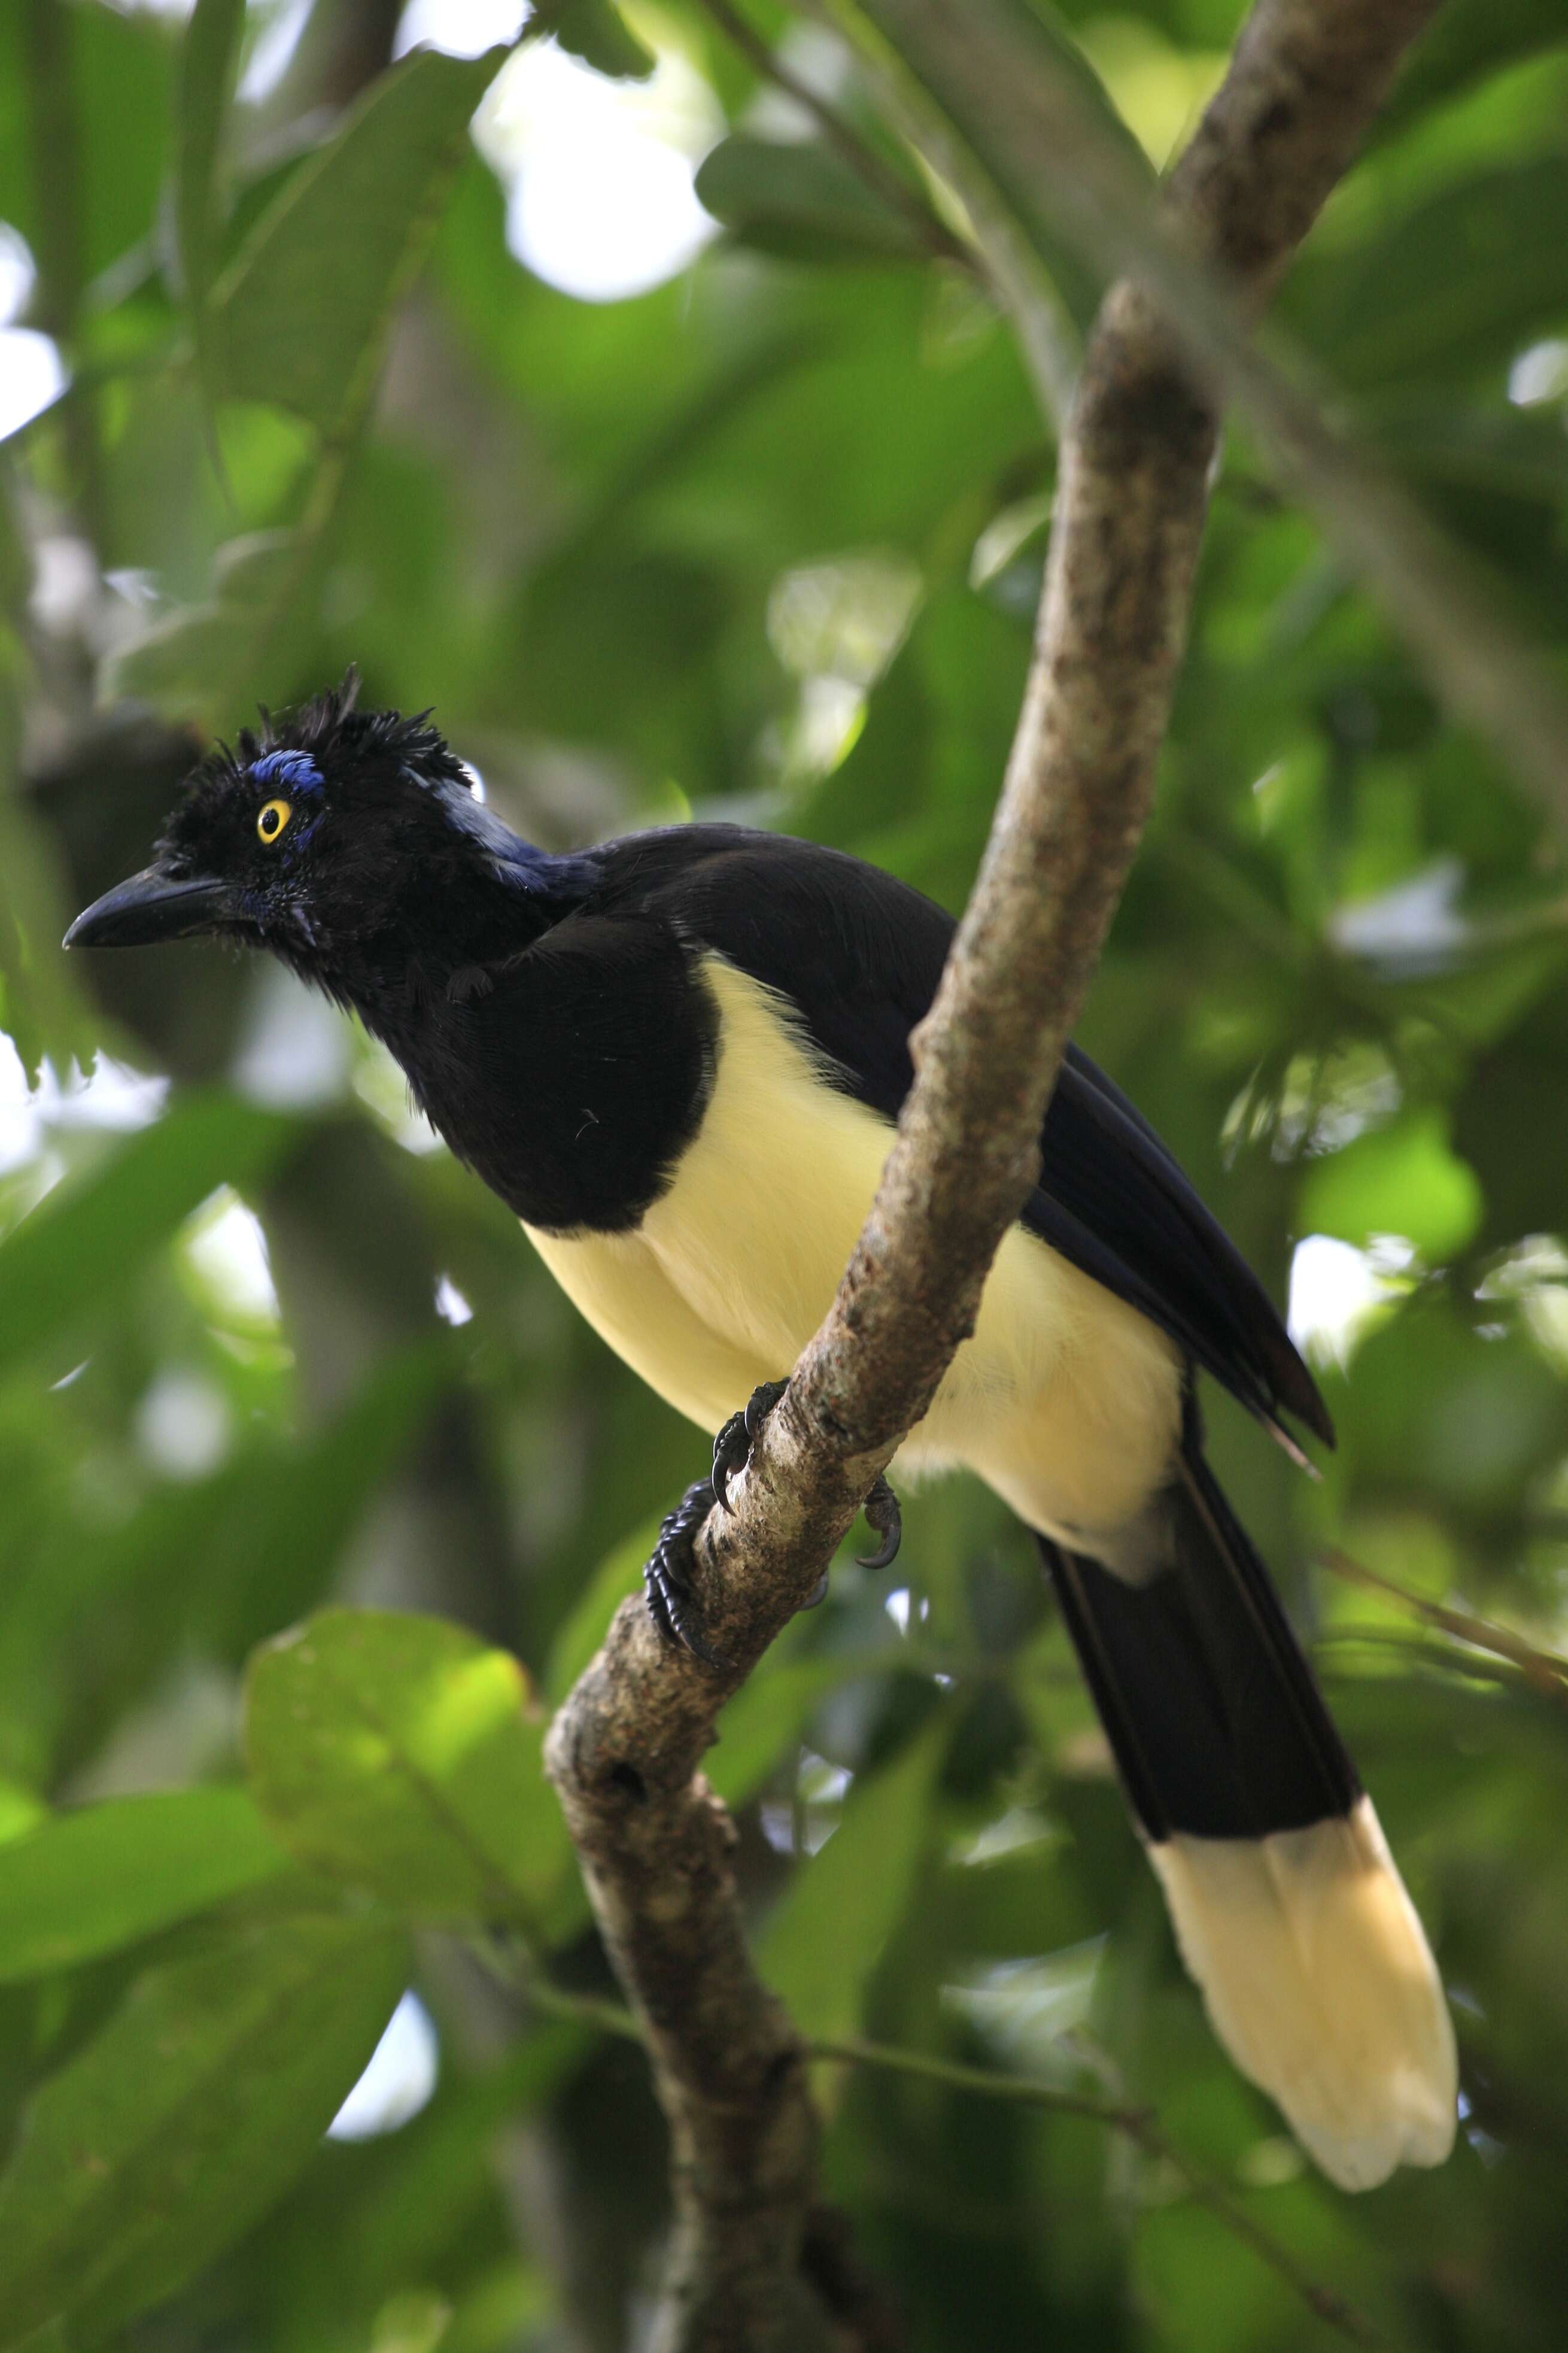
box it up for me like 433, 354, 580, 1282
1148, 1797, 1458, 2192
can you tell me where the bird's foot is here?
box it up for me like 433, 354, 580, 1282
643, 1478, 723, 1664
710, 1373, 901, 1608
712, 1379, 789, 1513
643, 1378, 791, 1660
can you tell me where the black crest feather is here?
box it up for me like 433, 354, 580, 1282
224, 668, 470, 795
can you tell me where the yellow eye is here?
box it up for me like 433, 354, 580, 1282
257, 798, 291, 845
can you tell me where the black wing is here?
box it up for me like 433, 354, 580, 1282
584, 825, 1331, 1450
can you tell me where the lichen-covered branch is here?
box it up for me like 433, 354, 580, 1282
542, 5, 1440, 2345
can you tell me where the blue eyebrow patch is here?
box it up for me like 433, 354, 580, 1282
250, 750, 323, 793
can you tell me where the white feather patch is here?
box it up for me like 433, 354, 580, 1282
1148, 1796, 1457, 2190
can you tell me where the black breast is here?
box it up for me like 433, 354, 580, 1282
377, 911, 717, 1234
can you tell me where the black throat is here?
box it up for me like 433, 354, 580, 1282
289, 861, 719, 1237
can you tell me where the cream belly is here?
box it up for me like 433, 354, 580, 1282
523, 957, 1181, 1549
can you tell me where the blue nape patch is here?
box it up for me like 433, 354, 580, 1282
424, 771, 597, 900
250, 750, 324, 793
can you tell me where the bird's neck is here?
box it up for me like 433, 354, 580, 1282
287, 834, 595, 1040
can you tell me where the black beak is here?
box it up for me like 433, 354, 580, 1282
63, 867, 236, 951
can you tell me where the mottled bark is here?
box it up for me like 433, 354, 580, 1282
543, 5, 1441, 2345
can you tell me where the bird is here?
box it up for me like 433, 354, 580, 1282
66, 675, 1456, 2191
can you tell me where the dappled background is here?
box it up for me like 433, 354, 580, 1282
3, 0, 1568, 2346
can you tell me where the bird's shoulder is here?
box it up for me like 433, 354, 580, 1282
578, 823, 950, 1104
579, 824, 950, 1000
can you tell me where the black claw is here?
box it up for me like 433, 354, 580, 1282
856, 1474, 902, 1571
712, 1378, 789, 1514
643, 1478, 723, 1665
652, 1383, 891, 1650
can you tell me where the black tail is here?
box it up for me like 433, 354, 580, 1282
1036, 1416, 1359, 1847
1033, 1405, 1455, 2191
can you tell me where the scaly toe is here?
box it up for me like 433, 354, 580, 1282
712, 1377, 789, 1513
856, 1474, 902, 1571
642, 1478, 723, 1665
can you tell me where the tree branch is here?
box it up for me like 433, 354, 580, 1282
1320, 1546, 1568, 1708
543, 5, 1439, 2345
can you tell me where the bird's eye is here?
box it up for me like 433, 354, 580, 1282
257, 798, 292, 845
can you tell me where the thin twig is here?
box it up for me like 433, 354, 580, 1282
821, 2036, 1394, 2350
475, 1936, 645, 2044
1320, 1546, 1568, 1707
1132, 2128, 1394, 2349
813, 2029, 1151, 2129
697, 0, 979, 277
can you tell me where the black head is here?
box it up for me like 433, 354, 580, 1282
65, 675, 562, 1004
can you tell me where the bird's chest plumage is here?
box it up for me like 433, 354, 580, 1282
523, 958, 1184, 1540
525, 958, 888, 1393
377, 912, 717, 1234
381, 934, 1180, 1541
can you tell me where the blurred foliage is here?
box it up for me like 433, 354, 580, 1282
2, 0, 1568, 2346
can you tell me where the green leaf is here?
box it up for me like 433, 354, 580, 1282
996, 0, 1153, 183
0, 1337, 460, 1798
695, 136, 936, 265
0, 1095, 296, 1379
0, 795, 96, 1093
827, 0, 1139, 330
1368, 399, 1568, 506
707, 1654, 869, 1810
837, 0, 1152, 211
370, 2290, 452, 2353
0, 451, 29, 620
0, 481, 90, 1084
102, 529, 303, 720
245, 1608, 572, 1923
196, 1337, 464, 1654
0, 1780, 45, 1848
1326, 1294, 1567, 1512
175, 0, 244, 314
214, 47, 507, 435
0, 1790, 287, 1985
1378, 0, 1568, 141
0, 2, 172, 296
1299, 1108, 1484, 1262
796, 581, 1029, 892
0, 1917, 407, 2348
539, 0, 655, 81
10, 2324, 70, 2353
757, 1713, 946, 2041
1302, 159, 1568, 387
174, 0, 248, 499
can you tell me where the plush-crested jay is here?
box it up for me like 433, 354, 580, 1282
66, 679, 1457, 2190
